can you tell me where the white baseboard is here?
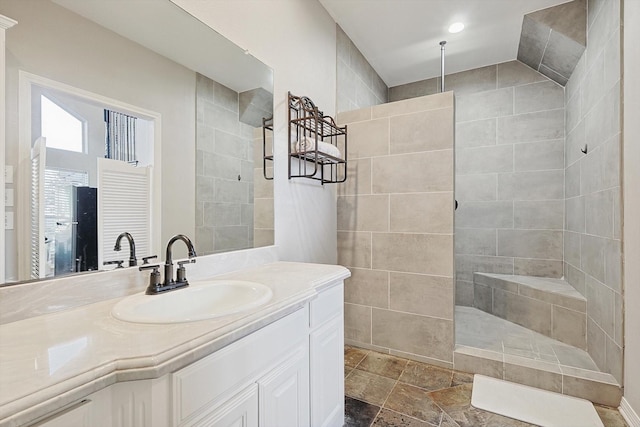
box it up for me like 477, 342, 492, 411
620, 397, 640, 427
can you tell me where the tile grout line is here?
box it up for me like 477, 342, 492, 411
368, 361, 407, 427
376, 406, 442, 426
386, 357, 461, 426
538, 28, 553, 72
352, 349, 370, 371
427, 381, 454, 427
373, 360, 452, 426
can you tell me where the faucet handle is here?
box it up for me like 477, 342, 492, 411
139, 264, 162, 294
104, 260, 125, 269
142, 255, 158, 265
176, 259, 196, 284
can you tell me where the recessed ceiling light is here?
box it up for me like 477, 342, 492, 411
448, 22, 465, 33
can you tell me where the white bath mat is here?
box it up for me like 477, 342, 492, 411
471, 375, 604, 427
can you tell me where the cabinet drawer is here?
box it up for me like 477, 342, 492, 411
190, 384, 258, 427
172, 307, 308, 426
31, 400, 92, 427
309, 283, 343, 328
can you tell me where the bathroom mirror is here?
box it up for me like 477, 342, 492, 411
1, 0, 274, 284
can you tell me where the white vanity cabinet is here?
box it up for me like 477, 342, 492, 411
172, 306, 310, 427
188, 340, 309, 427
309, 284, 344, 427
172, 281, 344, 427
28, 282, 345, 427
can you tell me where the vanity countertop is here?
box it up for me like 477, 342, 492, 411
0, 261, 350, 426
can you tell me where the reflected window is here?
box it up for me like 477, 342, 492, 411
40, 95, 85, 153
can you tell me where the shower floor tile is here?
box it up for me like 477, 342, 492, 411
456, 306, 599, 371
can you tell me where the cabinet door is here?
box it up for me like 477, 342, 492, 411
172, 309, 307, 426
258, 343, 309, 427
310, 315, 344, 427
110, 378, 167, 427
194, 384, 258, 427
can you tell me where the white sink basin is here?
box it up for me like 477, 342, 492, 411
111, 280, 273, 324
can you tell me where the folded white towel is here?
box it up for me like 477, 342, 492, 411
293, 136, 314, 152
294, 136, 342, 159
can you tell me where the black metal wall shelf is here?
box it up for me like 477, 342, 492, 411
288, 92, 347, 185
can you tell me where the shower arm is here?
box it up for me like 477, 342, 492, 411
440, 41, 446, 92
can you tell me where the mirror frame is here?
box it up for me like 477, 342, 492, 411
0, 15, 17, 281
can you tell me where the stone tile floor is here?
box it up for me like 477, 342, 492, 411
344, 345, 628, 427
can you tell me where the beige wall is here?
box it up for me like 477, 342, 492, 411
563, 0, 623, 383
623, 0, 640, 418
337, 92, 455, 367
174, 0, 339, 264
2, 0, 196, 278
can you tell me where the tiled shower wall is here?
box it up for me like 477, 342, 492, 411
455, 63, 566, 306
337, 92, 455, 368
252, 127, 274, 247
563, 0, 622, 383
195, 73, 256, 254
336, 25, 388, 113
391, 61, 566, 307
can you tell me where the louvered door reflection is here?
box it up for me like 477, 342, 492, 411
97, 158, 152, 268
30, 137, 46, 279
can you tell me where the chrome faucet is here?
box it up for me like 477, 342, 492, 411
139, 234, 197, 295
163, 234, 197, 288
114, 232, 137, 267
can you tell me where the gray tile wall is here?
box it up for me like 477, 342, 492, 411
337, 92, 455, 368
393, 61, 566, 308
564, 0, 622, 383
336, 25, 388, 113
253, 127, 274, 247
195, 73, 256, 254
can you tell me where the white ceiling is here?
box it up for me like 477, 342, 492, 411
319, 0, 572, 87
